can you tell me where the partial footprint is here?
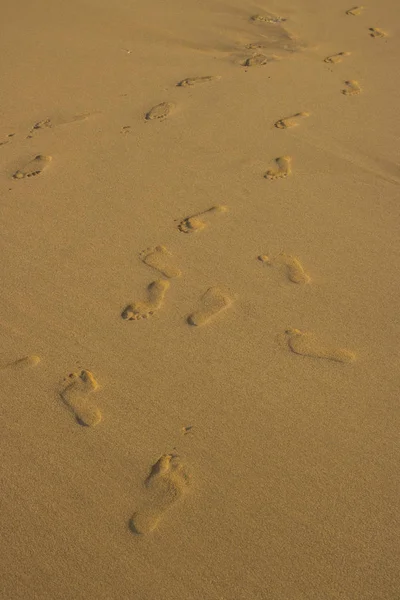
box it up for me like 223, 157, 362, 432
369, 27, 387, 38
177, 76, 221, 87
242, 53, 279, 67
178, 205, 228, 233
342, 80, 361, 95
264, 156, 292, 180
145, 102, 175, 121
122, 280, 170, 320
13, 155, 52, 179
140, 246, 181, 278
324, 52, 351, 64
1, 355, 41, 371
187, 287, 233, 326
60, 370, 102, 427
258, 253, 310, 284
274, 112, 309, 129
284, 328, 356, 363
129, 454, 190, 534
26, 113, 93, 138
346, 6, 364, 16
250, 14, 287, 24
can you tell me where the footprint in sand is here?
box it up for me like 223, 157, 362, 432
140, 246, 181, 278
121, 280, 170, 321
177, 76, 221, 87
145, 102, 175, 121
242, 53, 279, 67
258, 253, 310, 284
129, 454, 190, 534
369, 27, 387, 38
342, 80, 362, 95
178, 205, 228, 234
274, 112, 309, 129
60, 370, 102, 427
284, 328, 356, 363
324, 52, 351, 64
1, 355, 41, 371
250, 14, 287, 24
26, 113, 94, 138
346, 6, 364, 16
264, 156, 292, 180
187, 287, 233, 326
12, 155, 52, 179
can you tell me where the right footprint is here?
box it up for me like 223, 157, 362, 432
258, 253, 310, 284
121, 280, 170, 320
346, 6, 364, 16
264, 156, 292, 181
140, 246, 181, 278
324, 52, 351, 64
59, 370, 102, 427
177, 76, 221, 87
342, 80, 362, 95
178, 205, 228, 233
13, 155, 52, 179
284, 328, 356, 363
369, 28, 387, 38
129, 454, 190, 534
187, 287, 233, 326
145, 102, 175, 121
274, 112, 309, 129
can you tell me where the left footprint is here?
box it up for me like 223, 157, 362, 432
13, 155, 52, 179
187, 287, 233, 326
145, 102, 175, 121
342, 80, 362, 95
258, 252, 310, 284
140, 246, 181, 278
59, 370, 102, 427
122, 280, 170, 320
1, 355, 41, 370
284, 328, 356, 363
264, 156, 292, 180
274, 112, 309, 129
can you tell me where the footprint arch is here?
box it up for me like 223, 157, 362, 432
284, 328, 356, 363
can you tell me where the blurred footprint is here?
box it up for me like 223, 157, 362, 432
140, 246, 181, 278
342, 80, 362, 95
369, 27, 387, 38
346, 6, 364, 16
177, 76, 221, 87
284, 328, 356, 363
324, 52, 351, 64
178, 205, 228, 233
187, 287, 233, 326
60, 370, 102, 427
1, 355, 40, 370
274, 112, 309, 129
264, 156, 292, 180
121, 280, 170, 321
258, 253, 310, 284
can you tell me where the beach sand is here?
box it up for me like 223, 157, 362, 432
1, 1, 399, 598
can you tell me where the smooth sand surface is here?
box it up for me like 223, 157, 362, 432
1, 1, 399, 599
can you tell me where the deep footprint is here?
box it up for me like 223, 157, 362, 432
258, 253, 310, 283
187, 287, 233, 326
342, 80, 361, 95
140, 246, 181, 278
60, 370, 102, 426
324, 52, 351, 64
285, 328, 356, 363
264, 156, 292, 180
122, 280, 170, 320
13, 155, 52, 179
145, 102, 175, 120
177, 76, 221, 87
274, 112, 309, 129
129, 454, 190, 534
178, 205, 228, 233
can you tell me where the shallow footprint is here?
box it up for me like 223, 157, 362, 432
122, 280, 170, 320
342, 80, 361, 95
369, 27, 387, 38
178, 205, 228, 233
285, 328, 356, 363
346, 6, 364, 16
187, 287, 233, 326
129, 454, 190, 534
140, 246, 181, 278
60, 370, 102, 427
1, 355, 41, 370
250, 14, 287, 24
145, 102, 175, 121
258, 252, 310, 283
242, 53, 278, 67
274, 112, 309, 129
264, 156, 292, 180
324, 52, 351, 64
177, 76, 221, 87
13, 155, 52, 179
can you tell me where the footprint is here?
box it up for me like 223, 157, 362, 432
1, 355, 41, 370
178, 205, 228, 233
1, 133, 16, 146
346, 6, 364, 16
342, 80, 361, 95
12, 155, 52, 179
121, 280, 170, 320
324, 52, 351, 64
26, 113, 93, 138
187, 287, 233, 326
258, 253, 310, 284
242, 53, 278, 67
177, 76, 221, 87
140, 246, 181, 278
284, 328, 356, 363
250, 14, 287, 24
59, 370, 102, 427
129, 454, 190, 534
274, 112, 309, 129
145, 102, 175, 121
369, 27, 387, 38
264, 156, 292, 180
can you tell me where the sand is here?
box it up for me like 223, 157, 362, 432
1, 1, 399, 599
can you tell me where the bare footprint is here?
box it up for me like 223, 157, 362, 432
177, 76, 221, 87
342, 80, 362, 95
178, 205, 228, 233
369, 27, 387, 38
13, 155, 52, 179
274, 112, 309, 129
129, 454, 190, 534
145, 102, 175, 121
60, 370, 102, 427
121, 280, 170, 320
324, 52, 351, 64
258, 253, 310, 284
187, 287, 233, 326
285, 328, 356, 363
140, 246, 181, 278
250, 14, 287, 24
1, 355, 41, 371
346, 6, 364, 16
264, 156, 292, 180
242, 53, 278, 67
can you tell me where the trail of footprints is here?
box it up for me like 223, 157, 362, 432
6, 4, 389, 535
